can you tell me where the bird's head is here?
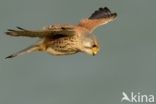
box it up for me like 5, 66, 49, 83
80, 34, 100, 56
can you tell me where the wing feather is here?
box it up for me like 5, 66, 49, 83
78, 7, 117, 32
6, 26, 75, 38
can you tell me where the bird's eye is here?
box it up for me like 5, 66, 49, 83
92, 44, 97, 48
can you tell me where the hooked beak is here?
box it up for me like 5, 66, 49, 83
92, 46, 99, 56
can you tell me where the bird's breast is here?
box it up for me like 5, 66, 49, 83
45, 36, 80, 55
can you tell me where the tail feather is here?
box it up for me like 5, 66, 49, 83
5, 45, 40, 59
16, 26, 27, 31
5, 27, 43, 37
5, 27, 31, 37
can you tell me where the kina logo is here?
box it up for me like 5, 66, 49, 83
121, 92, 155, 103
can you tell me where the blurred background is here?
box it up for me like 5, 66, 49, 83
0, 0, 156, 104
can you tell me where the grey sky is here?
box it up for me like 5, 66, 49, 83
0, 0, 156, 104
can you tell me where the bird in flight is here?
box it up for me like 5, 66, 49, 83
5, 7, 117, 59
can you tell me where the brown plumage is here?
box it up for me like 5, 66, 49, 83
5, 7, 117, 59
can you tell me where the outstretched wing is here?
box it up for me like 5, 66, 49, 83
78, 7, 117, 32
6, 26, 75, 38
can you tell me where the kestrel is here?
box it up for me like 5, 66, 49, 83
5, 7, 117, 59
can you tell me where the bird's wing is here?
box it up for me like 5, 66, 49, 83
78, 7, 117, 32
6, 26, 75, 38
43, 24, 74, 31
